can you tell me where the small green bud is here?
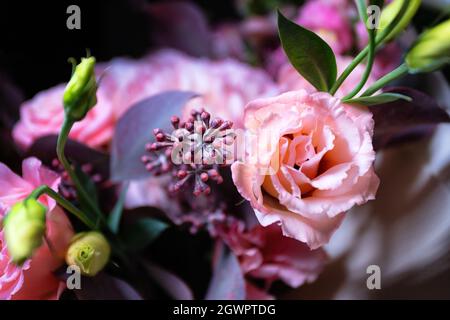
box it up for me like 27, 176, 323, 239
63, 56, 98, 121
379, 0, 421, 42
3, 199, 47, 265
406, 19, 450, 73
66, 231, 111, 277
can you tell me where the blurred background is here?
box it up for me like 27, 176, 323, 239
0, 0, 449, 299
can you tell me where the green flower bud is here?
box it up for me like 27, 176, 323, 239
63, 56, 98, 121
3, 199, 46, 266
66, 231, 111, 276
406, 19, 450, 73
379, 0, 421, 42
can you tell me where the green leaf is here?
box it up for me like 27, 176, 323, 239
277, 10, 337, 92
122, 218, 169, 252
343, 93, 412, 106
108, 183, 129, 234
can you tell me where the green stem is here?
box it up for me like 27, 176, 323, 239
27, 185, 96, 229
329, 0, 410, 95
360, 63, 409, 96
342, 0, 376, 100
57, 117, 104, 222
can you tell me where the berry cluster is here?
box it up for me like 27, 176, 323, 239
142, 109, 236, 196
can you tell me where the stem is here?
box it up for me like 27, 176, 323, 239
329, 48, 368, 95
57, 117, 104, 222
329, 0, 410, 95
27, 185, 96, 229
360, 63, 409, 96
342, 0, 376, 100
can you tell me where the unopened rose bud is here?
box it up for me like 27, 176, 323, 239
66, 231, 110, 276
379, 0, 421, 42
3, 199, 47, 265
406, 19, 450, 73
63, 56, 98, 121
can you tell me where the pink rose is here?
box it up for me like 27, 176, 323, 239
0, 158, 74, 300
13, 85, 114, 150
216, 221, 327, 299
277, 55, 376, 98
182, 56, 278, 129
296, 0, 353, 54
231, 90, 379, 249
13, 50, 276, 151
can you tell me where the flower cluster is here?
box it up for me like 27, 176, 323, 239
2, 0, 449, 301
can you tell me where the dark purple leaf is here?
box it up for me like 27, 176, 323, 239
74, 272, 142, 300
26, 135, 110, 178
144, 262, 194, 300
110, 90, 198, 181
146, 1, 212, 57
369, 87, 450, 150
205, 243, 245, 300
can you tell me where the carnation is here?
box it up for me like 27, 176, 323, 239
0, 158, 73, 300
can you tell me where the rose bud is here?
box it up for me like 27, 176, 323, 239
406, 19, 450, 73
379, 0, 421, 42
3, 199, 47, 266
63, 56, 98, 121
66, 231, 111, 276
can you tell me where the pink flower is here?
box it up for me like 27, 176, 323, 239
216, 220, 327, 299
277, 55, 376, 98
296, 0, 353, 54
13, 85, 114, 150
0, 158, 74, 300
102, 50, 278, 129
231, 90, 379, 249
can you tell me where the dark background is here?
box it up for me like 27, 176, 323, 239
0, 0, 446, 99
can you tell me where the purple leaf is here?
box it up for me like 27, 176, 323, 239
111, 90, 198, 182
74, 272, 142, 300
369, 87, 450, 150
26, 135, 110, 178
205, 243, 246, 300
146, 1, 213, 57
144, 262, 194, 300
